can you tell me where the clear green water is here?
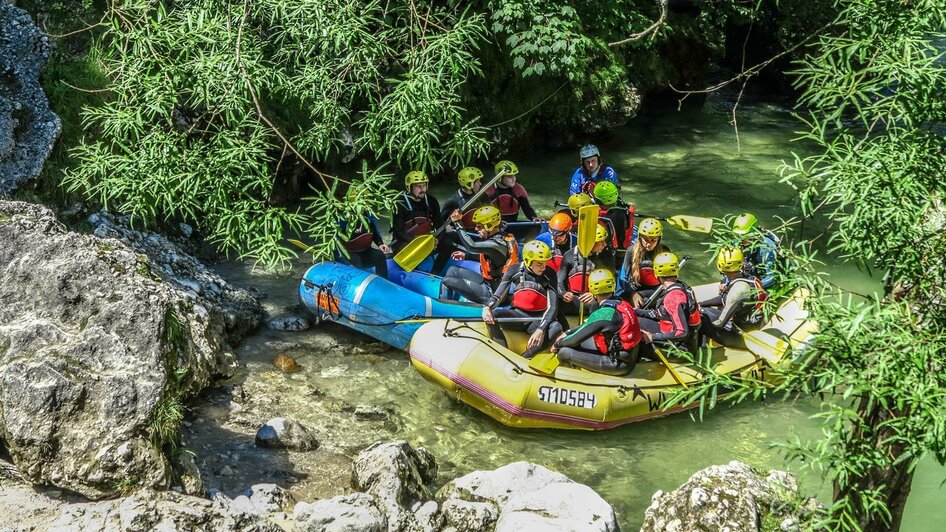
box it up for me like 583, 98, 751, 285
206, 98, 944, 530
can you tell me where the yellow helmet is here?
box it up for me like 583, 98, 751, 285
595, 224, 609, 243
457, 167, 484, 189
587, 269, 616, 295
653, 252, 680, 278
567, 193, 593, 216
494, 160, 519, 176
471, 205, 502, 232
716, 247, 745, 273
404, 170, 428, 191
522, 240, 552, 267
638, 218, 663, 238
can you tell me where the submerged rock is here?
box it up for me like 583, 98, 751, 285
437, 461, 618, 532
640, 460, 825, 532
266, 315, 311, 332
273, 353, 302, 373
0, 201, 262, 498
0, 3, 62, 195
254, 417, 319, 451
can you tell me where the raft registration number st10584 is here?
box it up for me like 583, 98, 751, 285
537, 386, 597, 409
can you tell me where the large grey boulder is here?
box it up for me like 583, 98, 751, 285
0, 2, 61, 195
0, 201, 262, 498
437, 461, 618, 532
293, 493, 387, 532
352, 440, 439, 531
640, 461, 824, 532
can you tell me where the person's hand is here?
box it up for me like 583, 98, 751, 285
563, 291, 575, 303
631, 292, 644, 308
379, 244, 391, 254
482, 307, 495, 325
532, 216, 545, 223
528, 328, 545, 348
451, 250, 466, 261
449, 209, 463, 222
642, 330, 653, 344
579, 292, 595, 304
550, 343, 559, 354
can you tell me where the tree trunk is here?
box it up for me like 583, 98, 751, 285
834, 398, 917, 531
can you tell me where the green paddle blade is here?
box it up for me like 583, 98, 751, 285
666, 215, 713, 234
393, 234, 436, 271
528, 352, 559, 375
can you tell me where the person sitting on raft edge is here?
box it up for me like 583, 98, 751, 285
557, 224, 615, 315
551, 269, 643, 376
336, 184, 391, 279
441, 205, 518, 304
389, 170, 443, 257
434, 166, 489, 274
699, 247, 767, 350
634, 252, 702, 358
592, 181, 629, 250
482, 240, 565, 359
569, 144, 619, 196
732, 212, 783, 290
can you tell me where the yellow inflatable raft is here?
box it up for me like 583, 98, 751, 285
409, 286, 814, 430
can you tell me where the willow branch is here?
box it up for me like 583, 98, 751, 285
608, 0, 668, 47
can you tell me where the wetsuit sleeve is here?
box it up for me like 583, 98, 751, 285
428, 195, 443, 230
713, 281, 752, 328
454, 229, 507, 269
538, 271, 558, 330
368, 215, 384, 245
651, 290, 690, 343
556, 308, 617, 347
515, 185, 538, 220
390, 200, 411, 244
700, 294, 724, 308
486, 264, 518, 309
440, 192, 460, 222
568, 168, 584, 195
557, 251, 573, 294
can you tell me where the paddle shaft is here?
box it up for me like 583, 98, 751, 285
396, 316, 540, 324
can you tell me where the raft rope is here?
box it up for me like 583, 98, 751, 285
304, 279, 467, 327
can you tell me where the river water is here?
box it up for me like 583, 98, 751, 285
197, 97, 944, 530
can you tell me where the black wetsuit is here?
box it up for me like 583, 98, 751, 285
440, 225, 512, 304
485, 264, 564, 359
554, 299, 642, 376
556, 246, 616, 315
390, 192, 442, 254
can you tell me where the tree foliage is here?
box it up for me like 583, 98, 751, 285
668, 3, 946, 531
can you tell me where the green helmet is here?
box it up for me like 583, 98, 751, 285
593, 181, 619, 205
733, 212, 758, 235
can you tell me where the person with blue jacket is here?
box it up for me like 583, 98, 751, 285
732, 213, 782, 289
568, 144, 619, 196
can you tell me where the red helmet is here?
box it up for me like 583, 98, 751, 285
549, 213, 573, 233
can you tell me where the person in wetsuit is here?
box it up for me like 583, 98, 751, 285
635, 252, 702, 357
620, 218, 671, 308
559, 192, 594, 226
435, 166, 489, 273
557, 224, 615, 315
337, 184, 391, 278
592, 181, 629, 250
482, 240, 565, 359
389, 170, 442, 255
551, 269, 642, 376
485, 160, 542, 223
440, 205, 518, 304
534, 213, 576, 272
732, 212, 782, 289
699, 247, 767, 349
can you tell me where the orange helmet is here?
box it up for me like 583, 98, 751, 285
549, 213, 573, 233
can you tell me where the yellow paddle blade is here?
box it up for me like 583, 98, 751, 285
528, 352, 559, 375
653, 349, 689, 389
393, 234, 436, 271
287, 238, 312, 252
666, 215, 713, 234
577, 204, 600, 257
744, 330, 790, 366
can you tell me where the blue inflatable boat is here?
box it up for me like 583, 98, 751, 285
299, 262, 483, 351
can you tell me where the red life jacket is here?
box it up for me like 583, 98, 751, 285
638, 249, 661, 288
488, 183, 527, 217
597, 215, 618, 248
480, 234, 519, 281
547, 255, 564, 272
400, 193, 435, 238
343, 231, 375, 253
460, 210, 477, 230
565, 252, 598, 292
657, 283, 701, 333
510, 268, 550, 312
593, 300, 643, 354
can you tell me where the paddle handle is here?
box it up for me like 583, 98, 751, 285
435, 166, 509, 237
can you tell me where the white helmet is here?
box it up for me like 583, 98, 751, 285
580, 144, 600, 160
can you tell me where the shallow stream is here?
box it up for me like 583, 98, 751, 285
188, 97, 944, 530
